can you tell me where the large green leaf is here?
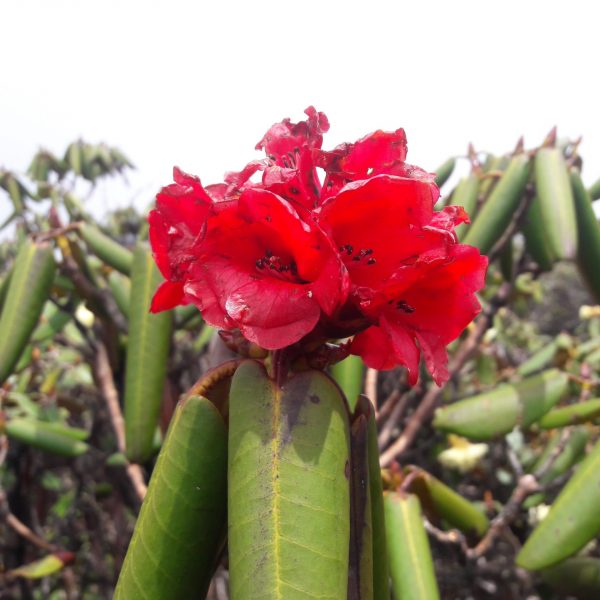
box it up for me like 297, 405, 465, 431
364, 398, 389, 600
433, 369, 568, 440
517, 438, 600, 570
114, 395, 227, 599
384, 492, 440, 600
124, 246, 172, 463
228, 361, 350, 600
453, 174, 480, 240
522, 196, 555, 272
572, 169, 600, 302
535, 147, 578, 260
433, 157, 455, 189
331, 354, 365, 412
348, 407, 373, 600
0, 240, 56, 384
463, 153, 530, 255
79, 222, 133, 275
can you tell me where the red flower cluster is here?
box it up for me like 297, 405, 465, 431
149, 108, 487, 385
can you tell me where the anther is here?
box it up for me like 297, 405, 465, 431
396, 300, 416, 314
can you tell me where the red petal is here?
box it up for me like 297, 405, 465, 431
414, 331, 449, 386
350, 320, 420, 384
318, 175, 438, 290
149, 167, 213, 285
226, 279, 321, 349
150, 280, 185, 313
256, 106, 329, 160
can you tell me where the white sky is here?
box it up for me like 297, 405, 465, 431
1, 0, 599, 220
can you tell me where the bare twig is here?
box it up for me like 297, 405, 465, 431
380, 283, 512, 467
534, 427, 572, 481
376, 389, 400, 425
364, 368, 378, 415
424, 519, 469, 554
378, 392, 412, 450
466, 474, 539, 559
93, 342, 146, 502
0, 488, 57, 552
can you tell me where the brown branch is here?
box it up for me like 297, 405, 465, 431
380, 283, 512, 467
424, 519, 469, 554
364, 368, 378, 414
466, 474, 539, 559
376, 389, 400, 425
0, 488, 57, 552
93, 341, 147, 503
378, 392, 412, 451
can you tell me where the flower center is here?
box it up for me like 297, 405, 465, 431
255, 248, 306, 283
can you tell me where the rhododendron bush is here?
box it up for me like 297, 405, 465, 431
4, 111, 600, 600
149, 107, 487, 385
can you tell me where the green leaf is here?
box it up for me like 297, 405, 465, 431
541, 557, 600, 599
8, 552, 74, 580
348, 406, 373, 600
228, 361, 350, 600
107, 270, 131, 318
522, 196, 554, 272
406, 468, 489, 537
384, 492, 440, 600
453, 174, 480, 240
572, 169, 600, 302
0, 240, 56, 384
535, 147, 578, 260
115, 395, 227, 599
31, 302, 72, 343
124, 246, 172, 463
517, 438, 600, 570
463, 154, 530, 254
589, 176, 600, 201
433, 157, 455, 188
331, 354, 365, 412
0, 265, 13, 311
364, 398, 389, 600
524, 427, 588, 508
537, 398, 600, 429
517, 338, 558, 377
79, 223, 133, 275
433, 369, 568, 440
3, 418, 89, 457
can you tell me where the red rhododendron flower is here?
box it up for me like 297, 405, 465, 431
317, 175, 487, 385
181, 189, 349, 349
149, 167, 213, 311
149, 107, 488, 385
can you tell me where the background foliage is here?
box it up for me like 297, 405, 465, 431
1, 132, 600, 599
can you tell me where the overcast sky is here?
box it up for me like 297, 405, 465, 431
1, 0, 599, 220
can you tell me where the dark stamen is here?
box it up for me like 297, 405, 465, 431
396, 300, 416, 314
